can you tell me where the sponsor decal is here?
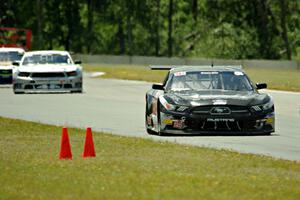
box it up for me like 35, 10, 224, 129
234, 71, 244, 76
207, 118, 235, 122
210, 107, 231, 115
174, 71, 186, 77
163, 118, 173, 125
201, 72, 219, 75
266, 117, 274, 124
147, 116, 152, 125
173, 120, 184, 129
212, 99, 227, 105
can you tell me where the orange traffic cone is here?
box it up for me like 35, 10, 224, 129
59, 127, 72, 160
83, 127, 96, 158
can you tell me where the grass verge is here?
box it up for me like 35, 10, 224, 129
1, 117, 300, 199
83, 64, 300, 92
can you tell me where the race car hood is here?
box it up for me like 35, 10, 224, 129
164, 90, 270, 107
17, 64, 79, 73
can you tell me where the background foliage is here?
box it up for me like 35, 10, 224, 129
1, 0, 299, 59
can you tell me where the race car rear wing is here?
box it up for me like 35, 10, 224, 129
150, 65, 175, 70
149, 65, 243, 70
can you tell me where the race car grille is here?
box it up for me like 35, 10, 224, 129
0, 69, 13, 84
185, 119, 257, 132
0, 69, 12, 77
22, 84, 73, 90
192, 106, 250, 116
31, 72, 65, 78
0, 69, 12, 75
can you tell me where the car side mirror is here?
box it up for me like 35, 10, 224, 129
256, 83, 267, 90
12, 61, 20, 66
152, 84, 164, 90
74, 60, 82, 64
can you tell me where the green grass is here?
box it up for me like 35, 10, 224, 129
84, 64, 300, 92
0, 117, 300, 199
245, 68, 300, 92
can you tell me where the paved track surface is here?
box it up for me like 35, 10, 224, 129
0, 76, 300, 161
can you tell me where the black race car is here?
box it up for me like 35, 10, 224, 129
145, 65, 275, 136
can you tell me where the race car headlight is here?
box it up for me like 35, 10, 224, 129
176, 106, 189, 112
262, 100, 274, 111
67, 71, 77, 77
251, 101, 274, 112
159, 96, 176, 111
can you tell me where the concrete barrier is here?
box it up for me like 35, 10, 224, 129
73, 54, 300, 70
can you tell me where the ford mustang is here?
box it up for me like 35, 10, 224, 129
13, 50, 83, 94
145, 65, 275, 136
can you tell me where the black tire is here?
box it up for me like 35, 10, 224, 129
264, 132, 272, 136
156, 100, 165, 136
71, 89, 83, 93
146, 128, 157, 135
158, 130, 165, 136
14, 91, 24, 94
13, 84, 24, 94
145, 99, 155, 135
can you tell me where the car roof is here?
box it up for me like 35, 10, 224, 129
24, 50, 70, 56
170, 65, 244, 73
0, 47, 25, 53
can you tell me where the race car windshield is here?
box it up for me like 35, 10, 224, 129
168, 71, 253, 92
22, 54, 72, 65
0, 52, 23, 62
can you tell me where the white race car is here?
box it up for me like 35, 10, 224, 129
13, 50, 83, 94
0, 47, 25, 84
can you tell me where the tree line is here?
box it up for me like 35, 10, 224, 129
1, 0, 299, 60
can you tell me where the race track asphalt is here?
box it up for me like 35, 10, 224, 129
0, 75, 299, 161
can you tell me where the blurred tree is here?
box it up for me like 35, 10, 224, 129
43, 0, 64, 50
155, 0, 161, 56
252, 0, 280, 59
63, 0, 82, 52
279, 0, 291, 59
1, 0, 299, 59
167, 0, 173, 57
87, 0, 95, 53
36, 0, 44, 49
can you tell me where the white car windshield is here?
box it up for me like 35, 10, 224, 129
168, 71, 253, 92
0, 51, 23, 62
22, 54, 72, 65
